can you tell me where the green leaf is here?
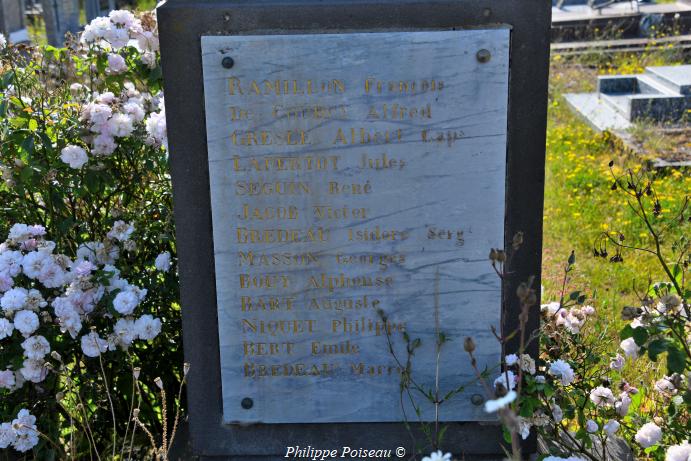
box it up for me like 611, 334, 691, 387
619, 324, 634, 340
502, 426, 512, 444
632, 327, 649, 347
647, 339, 669, 362
20, 134, 35, 157
667, 346, 687, 374
84, 169, 102, 194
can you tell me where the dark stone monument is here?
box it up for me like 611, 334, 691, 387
0, 0, 27, 43
41, 0, 80, 46
158, 1, 550, 459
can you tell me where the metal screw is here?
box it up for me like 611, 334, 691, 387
470, 394, 484, 406
222, 57, 234, 69
476, 49, 491, 63
241, 397, 253, 409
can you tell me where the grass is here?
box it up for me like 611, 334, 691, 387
542, 47, 690, 384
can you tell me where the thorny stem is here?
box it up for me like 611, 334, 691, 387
166, 375, 188, 456
161, 388, 168, 457
120, 369, 138, 460
97, 351, 118, 460
133, 416, 159, 460
126, 380, 143, 461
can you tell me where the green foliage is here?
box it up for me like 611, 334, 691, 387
0, 12, 181, 459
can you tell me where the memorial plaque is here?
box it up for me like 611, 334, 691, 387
159, 0, 550, 456
201, 30, 509, 424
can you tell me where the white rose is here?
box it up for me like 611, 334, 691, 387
589, 386, 615, 407
113, 289, 140, 315
0, 318, 14, 339
135, 314, 161, 340
107, 53, 128, 74
154, 251, 171, 272
59, 145, 88, 169
13, 310, 39, 337
0, 369, 15, 389
604, 420, 620, 435
548, 359, 575, 386
620, 337, 639, 358
493, 370, 516, 392
635, 422, 662, 448
21, 335, 50, 360
665, 442, 691, 461
80, 332, 108, 357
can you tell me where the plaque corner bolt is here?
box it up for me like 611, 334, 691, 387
241, 397, 253, 409
470, 394, 484, 406
476, 49, 491, 64
222, 56, 235, 69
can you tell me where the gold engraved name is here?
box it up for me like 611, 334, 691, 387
364, 78, 443, 94
367, 103, 431, 120
333, 127, 402, 145
241, 296, 294, 312
311, 340, 359, 356
313, 205, 367, 220
328, 181, 371, 195
236, 227, 329, 244
332, 316, 406, 336
235, 181, 311, 196
308, 273, 393, 293
229, 78, 345, 96
272, 104, 347, 120
360, 153, 406, 170
239, 274, 290, 289
243, 341, 295, 356
230, 130, 307, 146
233, 155, 338, 172
241, 318, 316, 335
347, 226, 408, 242
239, 204, 298, 221
350, 363, 402, 376
308, 295, 380, 312
335, 253, 405, 270
244, 362, 337, 378
238, 251, 319, 267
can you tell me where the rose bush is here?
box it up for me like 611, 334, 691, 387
0, 10, 181, 458
480, 168, 689, 460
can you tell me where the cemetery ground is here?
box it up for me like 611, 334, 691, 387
544, 46, 689, 393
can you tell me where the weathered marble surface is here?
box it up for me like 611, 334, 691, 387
200, 29, 510, 424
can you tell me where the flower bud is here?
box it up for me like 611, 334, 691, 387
154, 377, 163, 389
463, 337, 476, 353
51, 351, 62, 362
56, 392, 64, 401
133, 367, 141, 380
183, 362, 191, 376
621, 306, 642, 320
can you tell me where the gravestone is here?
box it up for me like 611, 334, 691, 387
158, 0, 550, 459
41, 0, 80, 46
0, 0, 28, 44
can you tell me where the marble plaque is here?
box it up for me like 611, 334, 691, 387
200, 29, 510, 424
